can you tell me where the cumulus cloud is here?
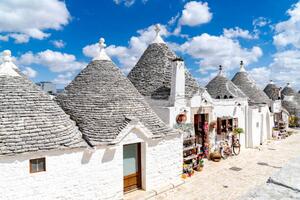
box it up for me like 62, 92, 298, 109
22, 67, 37, 78
18, 50, 86, 73
52, 72, 74, 86
9, 33, 29, 44
51, 40, 66, 48
179, 1, 212, 26
273, 2, 300, 48
253, 17, 271, 28
174, 1, 212, 34
223, 27, 258, 40
180, 33, 263, 73
268, 50, 300, 88
83, 24, 169, 73
0, 0, 70, 43
248, 67, 271, 88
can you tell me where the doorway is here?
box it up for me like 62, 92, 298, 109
123, 143, 142, 193
194, 114, 209, 143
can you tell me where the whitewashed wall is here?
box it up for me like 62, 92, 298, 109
212, 98, 248, 147
0, 147, 123, 200
119, 126, 183, 191
248, 107, 262, 147
247, 105, 272, 147
0, 125, 182, 200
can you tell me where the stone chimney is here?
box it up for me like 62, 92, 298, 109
169, 57, 186, 107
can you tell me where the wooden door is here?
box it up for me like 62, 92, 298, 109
123, 143, 141, 193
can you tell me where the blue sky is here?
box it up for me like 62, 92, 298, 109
0, 0, 299, 90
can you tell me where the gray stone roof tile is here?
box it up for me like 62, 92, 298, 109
206, 74, 247, 99
0, 75, 85, 156
128, 43, 203, 99
232, 71, 271, 104
56, 60, 177, 146
264, 83, 281, 101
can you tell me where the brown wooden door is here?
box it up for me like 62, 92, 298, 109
123, 143, 141, 193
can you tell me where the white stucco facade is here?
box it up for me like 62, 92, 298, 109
212, 98, 248, 147
0, 123, 183, 200
247, 105, 272, 148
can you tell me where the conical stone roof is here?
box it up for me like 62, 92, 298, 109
263, 81, 281, 100
281, 83, 295, 97
128, 40, 203, 100
0, 50, 84, 156
232, 62, 270, 104
206, 66, 247, 99
280, 83, 300, 116
57, 39, 177, 146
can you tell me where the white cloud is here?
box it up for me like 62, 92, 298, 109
0, 0, 70, 43
268, 50, 300, 89
253, 17, 271, 28
22, 67, 37, 78
180, 33, 263, 73
175, 1, 212, 34
0, 34, 8, 41
248, 67, 271, 88
273, 2, 300, 48
9, 33, 29, 44
113, 0, 147, 7
83, 24, 169, 73
223, 27, 258, 40
179, 1, 212, 26
168, 13, 180, 26
18, 50, 86, 73
51, 40, 66, 48
53, 72, 74, 85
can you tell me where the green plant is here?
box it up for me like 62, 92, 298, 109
174, 123, 194, 134
199, 159, 204, 167
233, 128, 244, 135
289, 116, 299, 127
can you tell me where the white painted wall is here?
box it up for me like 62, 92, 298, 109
0, 125, 182, 200
247, 105, 272, 147
169, 60, 186, 107
0, 148, 123, 200
212, 98, 248, 147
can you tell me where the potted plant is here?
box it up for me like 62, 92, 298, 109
197, 159, 204, 171
233, 128, 244, 135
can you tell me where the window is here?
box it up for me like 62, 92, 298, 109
30, 158, 46, 173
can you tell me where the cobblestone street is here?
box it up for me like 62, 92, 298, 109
150, 129, 300, 200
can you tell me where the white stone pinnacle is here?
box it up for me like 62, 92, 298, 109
240, 60, 246, 72
0, 50, 20, 77
152, 24, 165, 44
93, 37, 111, 61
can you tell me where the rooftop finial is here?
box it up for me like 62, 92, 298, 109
3, 50, 12, 63
152, 24, 165, 44
240, 60, 246, 72
155, 24, 160, 36
99, 38, 106, 50
218, 65, 224, 76
93, 37, 111, 61
0, 50, 20, 77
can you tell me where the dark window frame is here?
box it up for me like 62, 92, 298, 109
29, 157, 46, 173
